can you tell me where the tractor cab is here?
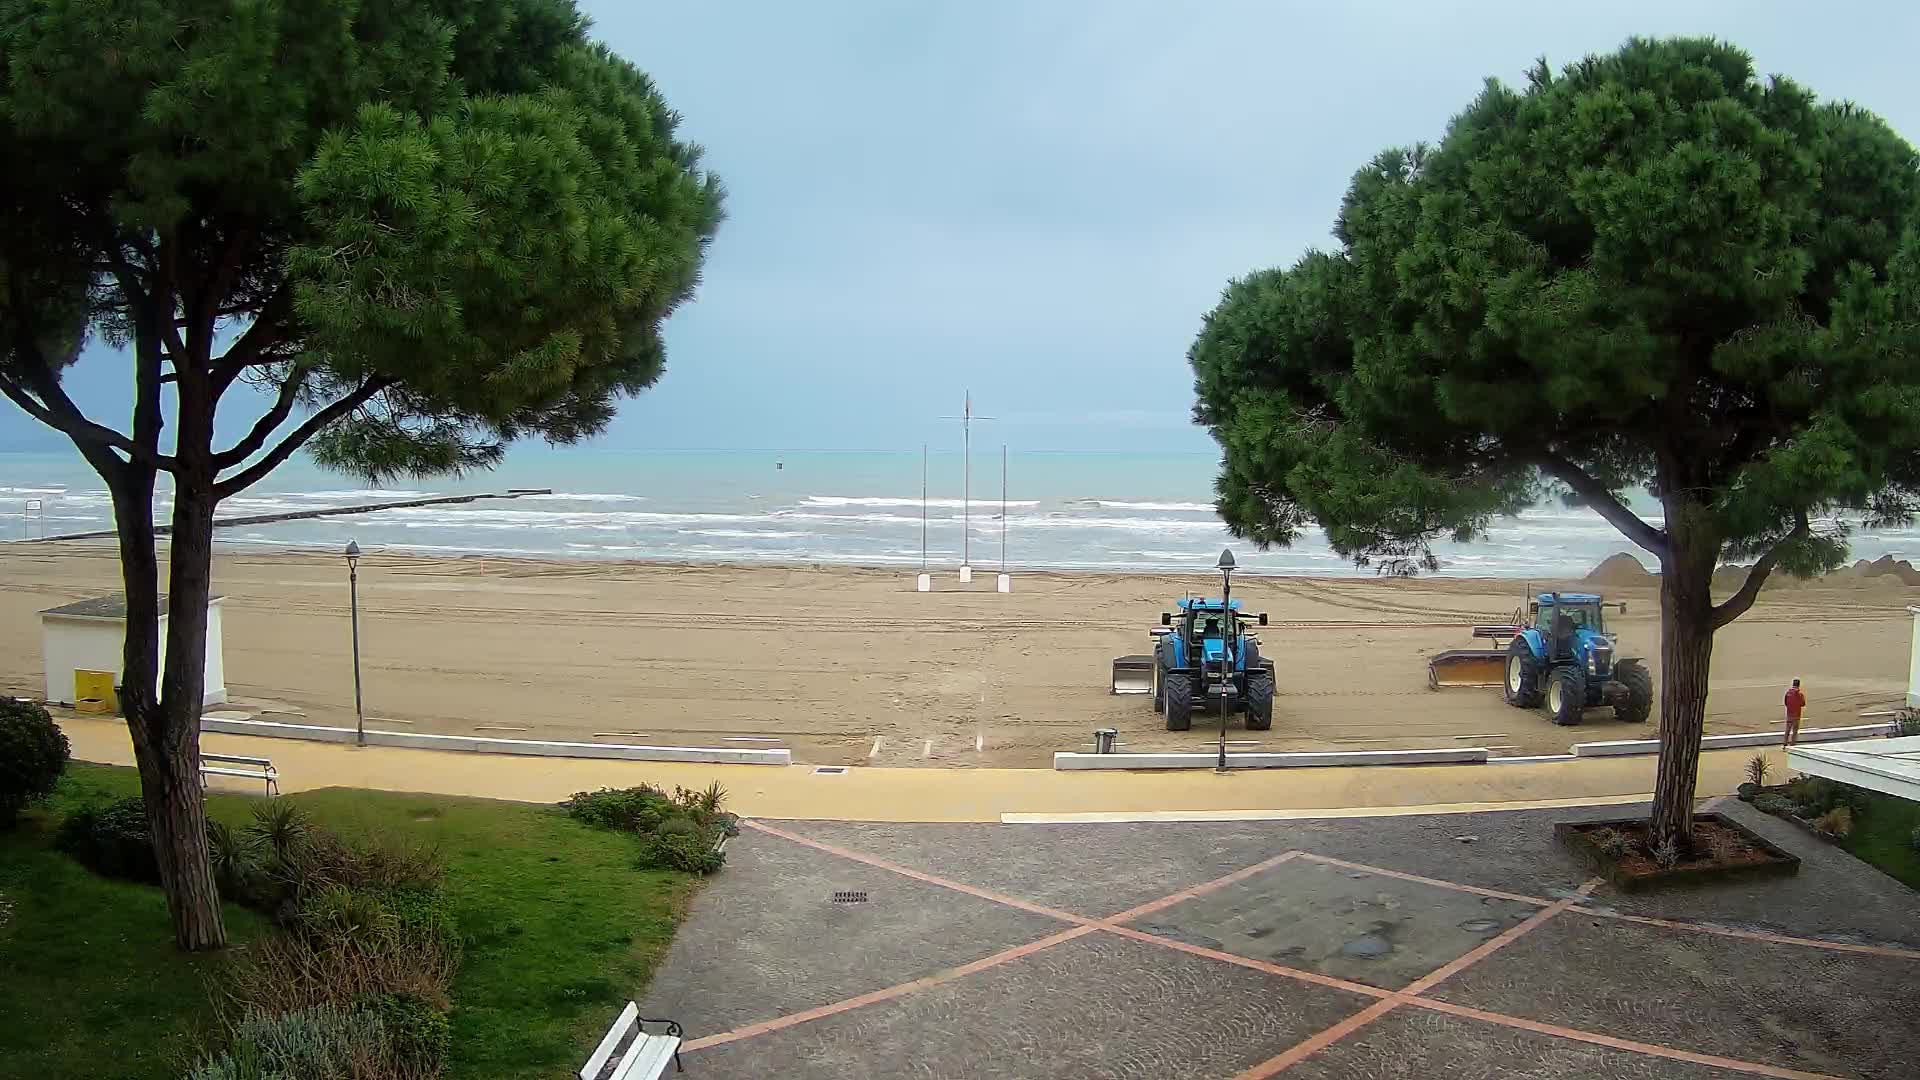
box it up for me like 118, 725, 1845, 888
1159, 598, 1267, 670
1529, 592, 1617, 669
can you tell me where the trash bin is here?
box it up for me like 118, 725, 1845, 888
1094, 728, 1118, 754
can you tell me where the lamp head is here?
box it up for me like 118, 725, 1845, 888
1216, 548, 1236, 573
344, 540, 361, 565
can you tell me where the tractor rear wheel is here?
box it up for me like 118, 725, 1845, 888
1614, 660, 1653, 723
1163, 672, 1192, 731
1503, 639, 1543, 708
1547, 667, 1586, 726
1245, 670, 1275, 731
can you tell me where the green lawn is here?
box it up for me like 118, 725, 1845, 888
0, 765, 700, 1080
1843, 789, 1920, 890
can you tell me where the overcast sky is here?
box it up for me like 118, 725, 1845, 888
9, 1, 1920, 454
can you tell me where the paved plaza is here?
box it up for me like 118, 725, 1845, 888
644, 799, 1920, 1079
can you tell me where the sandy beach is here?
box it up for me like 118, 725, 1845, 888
0, 542, 1910, 768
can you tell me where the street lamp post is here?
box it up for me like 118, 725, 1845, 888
345, 541, 364, 747
1216, 548, 1236, 772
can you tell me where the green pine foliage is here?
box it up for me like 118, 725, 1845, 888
1193, 38, 1920, 580
1189, 37, 1920, 843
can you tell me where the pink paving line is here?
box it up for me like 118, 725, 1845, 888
1591, 909, 1920, 961
679, 925, 1097, 1053
1299, 850, 1920, 962
1101, 924, 1392, 1000
1405, 999, 1845, 1080
1233, 883, 1598, 1079
1291, 851, 1553, 906
742, 820, 1089, 925
1103, 850, 1302, 924
720, 823, 1898, 1077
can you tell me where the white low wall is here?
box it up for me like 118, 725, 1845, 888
1053, 747, 1489, 771
1572, 722, 1894, 758
1485, 754, 1579, 766
199, 717, 791, 765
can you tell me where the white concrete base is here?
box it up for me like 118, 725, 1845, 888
1571, 722, 1893, 758
199, 717, 791, 765
1053, 747, 1489, 770
1485, 754, 1579, 765
996, 573, 1011, 593
958, 564, 973, 583
915, 573, 931, 592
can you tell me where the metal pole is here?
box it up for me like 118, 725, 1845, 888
921, 443, 928, 572
350, 560, 364, 747
1000, 443, 1008, 571
963, 392, 971, 568
1217, 568, 1231, 771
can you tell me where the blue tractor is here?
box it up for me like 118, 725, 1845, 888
1502, 592, 1653, 726
1111, 598, 1275, 731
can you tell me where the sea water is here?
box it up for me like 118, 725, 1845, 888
4, 448, 1916, 578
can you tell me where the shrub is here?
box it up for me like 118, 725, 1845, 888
1787, 776, 1871, 819
209, 821, 269, 903
1813, 806, 1853, 839
215, 905, 460, 1018
1893, 708, 1920, 737
187, 1004, 390, 1080
1586, 828, 1630, 857
1744, 754, 1770, 787
1736, 782, 1760, 802
56, 796, 159, 882
561, 785, 674, 833
1910, 826, 1920, 855
370, 991, 451, 1074
639, 826, 724, 875
1752, 793, 1796, 817
1649, 838, 1682, 871
0, 697, 69, 826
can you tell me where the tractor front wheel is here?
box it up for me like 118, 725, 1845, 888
1245, 670, 1275, 731
1163, 672, 1192, 731
1614, 660, 1653, 723
1504, 640, 1543, 708
1547, 667, 1586, 726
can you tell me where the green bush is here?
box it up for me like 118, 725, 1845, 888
1751, 793, 1796, 817
370, 991, 451, 1073
560, 785, 675, 833
56, 796, 159, 882
0, 697, 69, 826
1787, 776, 1871, 819
639, 825, 723, 874
1814, 805, 1854, 838
186, 1004, 389, 1080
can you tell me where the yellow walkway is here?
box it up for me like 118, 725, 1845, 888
61, 717, 1780, 823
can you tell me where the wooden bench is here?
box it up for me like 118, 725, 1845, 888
580, 1001, 683, 1079
199, 753, 278, 797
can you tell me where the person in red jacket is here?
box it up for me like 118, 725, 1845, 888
1783, 678, 1807, 746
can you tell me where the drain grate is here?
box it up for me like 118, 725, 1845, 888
813, 766, 849, 775
832, 890, 869, 905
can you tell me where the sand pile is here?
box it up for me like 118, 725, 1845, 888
1583, 552, 1654, 586
1858, 554, 1920, 585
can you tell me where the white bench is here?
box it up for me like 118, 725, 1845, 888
199, 753, 278, 797
580, 1002, 683, 1079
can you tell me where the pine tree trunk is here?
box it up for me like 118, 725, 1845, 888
106, 467, 226, 950
1648, 503, 1720, 851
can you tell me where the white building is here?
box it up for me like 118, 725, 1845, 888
39, 593, 227, 707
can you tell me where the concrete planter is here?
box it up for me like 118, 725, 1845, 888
1556, 812, 1800, 892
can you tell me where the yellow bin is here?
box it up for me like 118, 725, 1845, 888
74, 670, 118, 713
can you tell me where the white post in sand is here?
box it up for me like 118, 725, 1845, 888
1907, 606, 1920, 707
